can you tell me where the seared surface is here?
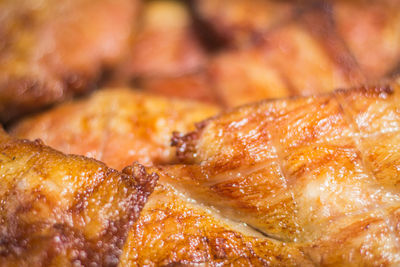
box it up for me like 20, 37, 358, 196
11, 88, 220, 169
171, 79, 400, 265
0, 0, 137, 122
13, 79, 400, 265
0, 129, 158, 266
119, 168, 313, 266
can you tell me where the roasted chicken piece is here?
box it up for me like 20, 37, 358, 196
171, 78, 400, 265
0, 129, 158, 266
11, 88, 220, 169
0, 0, 138, 122
119, 170, 313, 266
11, 87, 312, 265
13, 77, 400, 264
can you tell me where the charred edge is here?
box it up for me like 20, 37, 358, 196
122, 163, 159, 195
171, 131, 200, 163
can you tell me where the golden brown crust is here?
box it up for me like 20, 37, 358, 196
119, 170, 313, 266
0, 129, 158, 266
0, 0, 138, 122
172, 79, 400, 264
11, 88, 220, 169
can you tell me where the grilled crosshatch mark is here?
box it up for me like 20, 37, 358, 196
172, 80, 400, 265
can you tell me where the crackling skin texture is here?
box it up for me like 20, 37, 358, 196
0, 129, 158, 266
11, 88, 220, 169
0, 0, 138, 122
171, 78, 400, 265
12, 78, 400, 265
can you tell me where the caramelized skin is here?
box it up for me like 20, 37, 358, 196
13, 78, 400, 264
119, 169, 313, 266
172, 79, 400, 265
0, 129, 158, 266
11, 88, 312, 265
0, 0, 137, 122
11, 88, 219, 169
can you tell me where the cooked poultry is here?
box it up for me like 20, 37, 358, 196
0, 0, 138, 122
11, 88, 220, 169
5, 0, 400, 265
13, 77, 400, 265
119, 169, 313, 266
0, 129, 158, 266
171, 78, 400, 265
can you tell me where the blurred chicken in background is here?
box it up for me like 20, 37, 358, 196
0, 0, 138, 123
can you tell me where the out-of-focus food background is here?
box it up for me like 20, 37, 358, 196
2, 0, 400, 123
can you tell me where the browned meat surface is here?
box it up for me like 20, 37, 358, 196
12, 78, 400, 265
119, 170, 313, 266
171, 78, 400, 265
11, 88, 220, 169
0, 129, 158, 266
0, 0, 138, 122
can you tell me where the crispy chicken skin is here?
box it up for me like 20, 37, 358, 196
171, 78, 400, 265
11, 88, 220, 169
0, 129, 158, 266
119, 169, 313, 266
0, 0, 138, 122
12, 79, 400, 265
